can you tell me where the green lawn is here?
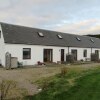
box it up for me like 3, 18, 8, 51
25, 66, 100, 100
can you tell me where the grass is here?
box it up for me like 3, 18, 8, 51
0, 63, 100, 99
25, 66, 100, 100
0, 79, 28, 100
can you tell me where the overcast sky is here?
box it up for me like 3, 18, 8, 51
0, 0, 100, 35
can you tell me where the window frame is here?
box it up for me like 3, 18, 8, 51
23, 48, 31, 59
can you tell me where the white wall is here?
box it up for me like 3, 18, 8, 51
0, 25, 5, 66
5, 44, 68, 65
4, 44, 100, 66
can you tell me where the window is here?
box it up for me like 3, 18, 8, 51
71, 49, 77, 61
83, 50, 87, 57
38, 32, 44, 37
90, 38, 94, 43
23, 48, 31, 59
57, 34, 63, 39
76, 37, 81, 41
95, 50, 99, 55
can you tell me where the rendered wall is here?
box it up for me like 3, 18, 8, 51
0, 25, 5, 66
5, 44, 68, 65
4, 43, 100, 66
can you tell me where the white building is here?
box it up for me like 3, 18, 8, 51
0, 22, 100, 67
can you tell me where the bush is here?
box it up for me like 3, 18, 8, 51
0, 80, 16, 100
17, 62, 23, 68
38, 77, 56, 91
91, 53, 99, 61
39, 80, 48, 91
37, 61, 45, 65
0, 79, 28, 100
60, 67, 68, 77
66, 54, 74, 63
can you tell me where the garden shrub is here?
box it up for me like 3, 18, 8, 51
60, 67, 68, 77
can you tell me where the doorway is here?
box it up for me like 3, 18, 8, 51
61, 49, 64, 62
43, 49, 53, 62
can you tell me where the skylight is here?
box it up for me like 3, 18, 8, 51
57, 34, 63, 39
76, 37, 81, 41
38, 32, 44, 37
90, 38, 94, 43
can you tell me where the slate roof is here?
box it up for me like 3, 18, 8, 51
1, 22, 100, 48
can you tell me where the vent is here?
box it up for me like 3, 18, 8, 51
38, 32, 44, 37
90, 38, 94, 43
57, 34, 63, 39
76, 37, 81, 41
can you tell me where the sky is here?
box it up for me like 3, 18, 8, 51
0, 0, 100, 35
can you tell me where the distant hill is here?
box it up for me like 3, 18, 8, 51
86, 34, 100, 39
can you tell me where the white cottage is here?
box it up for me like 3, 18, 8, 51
0, 22, 100, 67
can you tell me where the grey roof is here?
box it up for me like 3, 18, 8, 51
1, 22, 100, 48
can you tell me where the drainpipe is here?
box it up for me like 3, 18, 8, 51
91, 48, 92, 61
91, 48, 92, 54
66, 46, 70, 62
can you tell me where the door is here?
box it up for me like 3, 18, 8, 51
44, 49, 53, 62
71, 49, 77, 61
61, 49, 64, 62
